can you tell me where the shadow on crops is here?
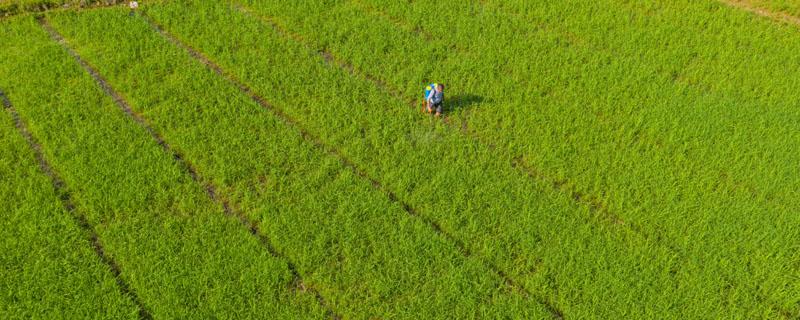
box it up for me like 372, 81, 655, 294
447, 94, 490, 113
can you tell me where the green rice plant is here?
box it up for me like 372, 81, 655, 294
135, 1, 758, 318
0, 87, 138, 319
358, 0, 800, 312
0, 16, 324, 319
234, 0, 799, 315
44, 7, 557, 319
2, 0, 796, 317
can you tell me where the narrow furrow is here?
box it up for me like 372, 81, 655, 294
513, 157, 690, 257
0, 89, 152, 320
139, 11, 563, 319
235, 4, 416, 108
38, 17, 341, 320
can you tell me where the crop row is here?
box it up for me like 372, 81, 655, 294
138, 1, 747, 318
232, 0, 798, 315
42, 8, 558, 319
0, 88, 139, 318
0, 16, 326, 319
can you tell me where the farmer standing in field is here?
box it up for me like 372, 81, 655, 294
424, 83, 445, 117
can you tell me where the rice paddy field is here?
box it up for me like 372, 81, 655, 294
1, 0, 798, 319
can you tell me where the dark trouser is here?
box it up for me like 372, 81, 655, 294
430, 102, 443, 114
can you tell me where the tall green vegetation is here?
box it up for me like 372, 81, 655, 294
44, 8, 555, 319
225, 0, 799, 315
0, 78, 137, 319
0, 16, 324, 319
140, 1, 772, 318
1, 0, 797, 317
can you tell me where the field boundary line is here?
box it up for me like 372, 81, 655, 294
139, 10, 563, 319
37, 17, 341, 320
718, 0, 800, 27
0, 89, 152, 320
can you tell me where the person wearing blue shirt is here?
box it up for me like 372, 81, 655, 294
424, 83, 445, 117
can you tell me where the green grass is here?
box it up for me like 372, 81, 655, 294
0, 73, 138, 319
44, 8, 553, 319
1, 0, 798, 318
221, 0, 799, 315
142, 1, 763, 318
0, 16, 324, 319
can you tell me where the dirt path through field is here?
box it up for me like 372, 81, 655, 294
0, 89, 152, 320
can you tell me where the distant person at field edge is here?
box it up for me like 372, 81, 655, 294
425, 83, 445, 117
129, 1, 139, 16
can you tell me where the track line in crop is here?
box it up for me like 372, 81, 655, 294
346, 0, 468, 54
512, 155, 676, 256
718, 0, 800, 27
0, 89, 152, 320
348, 0, 435, 42
139, 11, 563, 319
231, 3, 417, 109
37, 17, 341, 320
